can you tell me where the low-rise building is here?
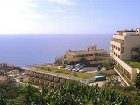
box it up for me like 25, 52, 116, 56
110, 28, 140, 85
64, 45, 109, 64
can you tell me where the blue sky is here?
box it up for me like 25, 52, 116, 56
0, 0, 140, 34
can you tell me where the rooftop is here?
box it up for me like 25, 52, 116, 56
114, 28, 140, 36
65, 46, 106, 55
117, 29, 136, 33
65, 50, 106, 56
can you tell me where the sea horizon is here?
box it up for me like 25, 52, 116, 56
0, 34, 112, 67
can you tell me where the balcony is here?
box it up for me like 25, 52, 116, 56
114, 67, 132, 86
126, 61, 140, 69
111, 38, 124, 44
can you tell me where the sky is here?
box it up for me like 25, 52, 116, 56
0, 0, 140, 34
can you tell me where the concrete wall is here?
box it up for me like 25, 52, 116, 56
25, 69, 76, 89
111, 51, 138, 84
122, 35, 140, 60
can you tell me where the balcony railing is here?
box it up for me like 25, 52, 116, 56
114, 66, 132, 86
111, 38, 124, 44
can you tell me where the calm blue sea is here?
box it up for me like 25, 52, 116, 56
0, 34, 112, 67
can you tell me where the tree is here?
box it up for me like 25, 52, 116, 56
55, 57, 64, 65
0, 77, 134, 105
6, 97, 25, 105
20, 83, 43, 105
0, 78, 19, 105
79, 57, 88, 65
102, 59, 113, 70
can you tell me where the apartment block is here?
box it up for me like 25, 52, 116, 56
110, 28, 140, 85
64, 45, 109, 64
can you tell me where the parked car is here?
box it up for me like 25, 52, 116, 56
65, 65, 75, 71
79, 68, 86, 72
65, 64, 85, 72
75, 63, 85, 67
95, 74, 106, 81
75, 63, 81, 67
65, 65, 71, 70
72, 65, 84, 72
68, 66, 75, 71
72, 67, 80, 72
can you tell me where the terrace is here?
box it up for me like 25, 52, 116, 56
126, 61, 140, 69
114, 66, 132, 86
111, 38, 124, 44
34, 66, 93, 80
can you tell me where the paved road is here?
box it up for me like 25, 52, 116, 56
84, 67, 98, 71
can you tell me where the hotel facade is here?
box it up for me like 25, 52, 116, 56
64, 46, 109, 64
110, 28, 140, 85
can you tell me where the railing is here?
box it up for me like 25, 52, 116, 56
111, 38, 124, 44
114, 67, 132, 86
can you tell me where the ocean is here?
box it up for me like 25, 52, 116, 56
0, 34, 112, 67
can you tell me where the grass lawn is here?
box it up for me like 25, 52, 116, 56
126, 61, 140, 69
36, 66, 93, 79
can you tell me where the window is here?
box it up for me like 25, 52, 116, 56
112, 45, 113, 48
118, 55, 120, 58
114, 45, 115, 48
121, 47, 124, 53
118, 47, 120, 51
122, 40, 124, 44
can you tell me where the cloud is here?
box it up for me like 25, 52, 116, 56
61, 16, 79, 20
0, 0, 45, 34
5, 0, 43, 18
48, 8, 64, 13
47, 0, 77, 5
0, 0, 45, 20
89, 12, 95, 16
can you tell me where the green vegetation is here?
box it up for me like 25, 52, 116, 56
135, 72, 140, 88
36, 66, 93, 79
126, 61, 140, 69
2, 78, 140, 105
79, 57, 89, 65
54, 57, 64, 65
102, 59, 114, 70
98, 70, 117, 76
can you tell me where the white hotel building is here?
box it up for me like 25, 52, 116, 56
110, 28, 140, 86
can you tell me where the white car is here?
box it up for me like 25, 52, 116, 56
75, 64, 81, 67
79, 68, 86, 72
72, 67, 80, 72
66, 65, 75, 71
65, 65, 71, 70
